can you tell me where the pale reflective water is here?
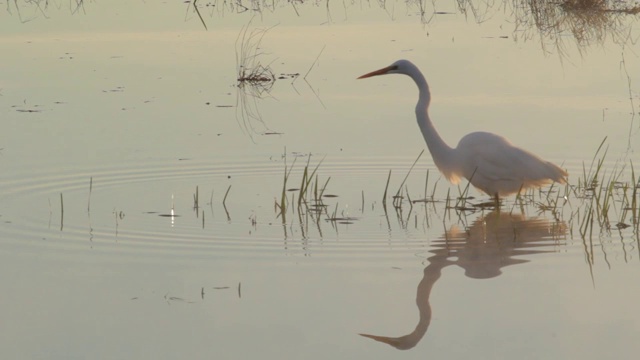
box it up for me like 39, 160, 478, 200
1, 1, 640, 359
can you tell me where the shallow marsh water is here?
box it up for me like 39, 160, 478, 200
1, 1, 640, 359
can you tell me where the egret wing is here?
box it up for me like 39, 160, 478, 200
456, 132, 566, 195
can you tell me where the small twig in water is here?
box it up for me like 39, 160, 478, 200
304, 45, 326, 80
223, 185, 232, 208
60, 192, 64, 231
87, 177, 92, 213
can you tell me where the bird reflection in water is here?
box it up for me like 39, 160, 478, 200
360, 210, 567, 350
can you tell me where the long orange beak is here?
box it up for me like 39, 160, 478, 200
357, 65, 395, 79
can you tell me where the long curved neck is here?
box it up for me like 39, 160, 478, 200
412, 72, 454, 171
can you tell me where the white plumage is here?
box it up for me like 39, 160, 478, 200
358, 59, 567, 199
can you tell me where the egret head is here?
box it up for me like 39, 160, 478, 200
357, 59, 416, 79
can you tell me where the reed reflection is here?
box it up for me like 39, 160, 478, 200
452, 0, 640, 55
360, 210, 567, 350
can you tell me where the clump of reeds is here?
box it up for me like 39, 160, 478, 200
382, 150, 424, 210
509, 0, 640, 56
561, 0, 640, 14
233, 20, 280, 139
569, 137, 640, 239
235, 20, 276, 90
275, 153, 332, 226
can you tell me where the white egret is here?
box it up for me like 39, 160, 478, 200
358, 60, 567, 201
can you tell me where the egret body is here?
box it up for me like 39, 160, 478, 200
358, 60, 567, 200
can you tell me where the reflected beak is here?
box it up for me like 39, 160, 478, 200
359, 333, 410, 350
357, 65, 396, 79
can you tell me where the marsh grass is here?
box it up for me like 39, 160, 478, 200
190, 0, 208, 30
365, 135, 638, 249
579, 136, 608, 196
223, 185, 232, 221
232, 20, 282, 140
380, 150, 425, 211
11, 0, 640, 61
451, 174, 477, 211
510, 0, 640, 57
87, 177, 93, 213
382, 169, 392, 210
393, 150, 424, 208
434, 0, 640, 59
60, 192, 64, 231
275, 155, 295, 223
193, 185, 199, 211
236, 21, 276, 87
232, 27, 322, 138
275, 153, 336, 233
567, 137, 640, 252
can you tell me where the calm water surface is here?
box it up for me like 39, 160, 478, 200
1, 1, 640, 359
